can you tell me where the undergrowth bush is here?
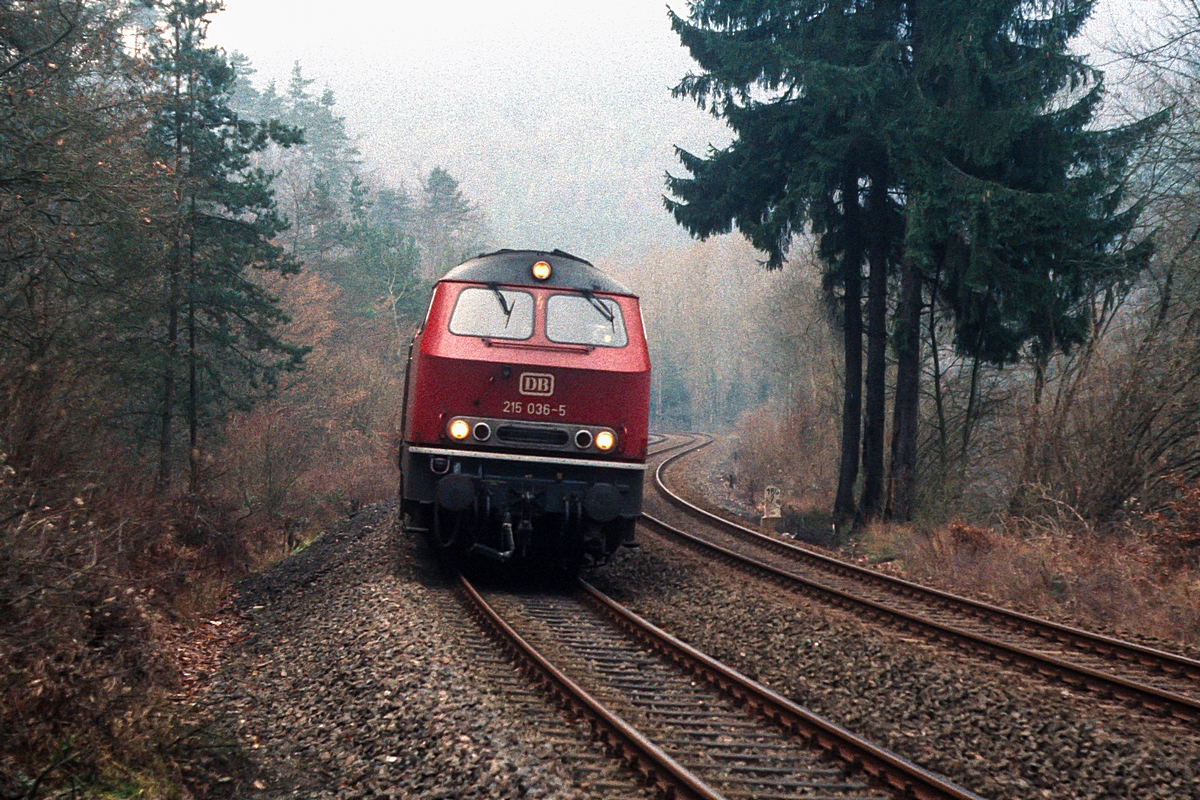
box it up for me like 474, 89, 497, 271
0, 276, 408, 797
0, 449, 268, 797
216, 274, 404, 548
730, 402, 837, 513
1141, 475, 1200, 566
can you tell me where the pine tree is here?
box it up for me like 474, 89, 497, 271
277, 63, 360, 259
418, 166, 485, 280
146, 0, 306, 492
342, 176, 424, 323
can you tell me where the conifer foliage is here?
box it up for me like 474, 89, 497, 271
667, 0, 1156, 521
418, 166, 487, 279
144, 0, 306, 492
0, 0, 156, 477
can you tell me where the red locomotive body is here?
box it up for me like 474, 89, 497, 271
399, 249, 650, 575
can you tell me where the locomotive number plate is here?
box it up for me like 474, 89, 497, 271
518, 372, 555, 396
504, 400, 567, 417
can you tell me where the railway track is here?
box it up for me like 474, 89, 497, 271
457, 571, 982, 800
645, 434, 1200, 724
424, 570, 657, 798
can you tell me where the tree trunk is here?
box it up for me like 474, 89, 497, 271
834, 175, 864, 522
186, 188, 201, 496
929, 289, 947, 462
187, 255, 198, 495
158, 63, 185, 495
1019, 355, 1047, 487
157, 266, 178, 494
886, 254, 922, 521
961, 352, 981, 455
860, 177, 889, 521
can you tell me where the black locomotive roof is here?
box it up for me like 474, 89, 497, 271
440, 249, 634, 295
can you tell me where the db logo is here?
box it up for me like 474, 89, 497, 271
519, 372, 555, 396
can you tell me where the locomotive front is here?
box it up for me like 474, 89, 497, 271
399, 249, 650, 576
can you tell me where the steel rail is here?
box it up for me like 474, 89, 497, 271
646, 438, 1200, 722
650, 439, 1200, 681
579, 580, 985, 800
645, 432, 704, 460
457, 573, 726, 800
458, 569, 980, 800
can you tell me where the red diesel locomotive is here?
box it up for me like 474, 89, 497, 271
399, 249, 651, 575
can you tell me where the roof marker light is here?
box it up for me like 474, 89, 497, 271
532, 261, 552, 280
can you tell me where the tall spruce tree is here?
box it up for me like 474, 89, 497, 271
668, 0, 1156, 522
884, 0, 1158, 518
343, 177, 424, 322
665, 0, 905, 524
275, 63, 361, 260
146, 0, 305, 492
419, 166, 484, 280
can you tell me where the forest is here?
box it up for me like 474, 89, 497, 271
0, 1, 491, 791
4, 0, 1200, 796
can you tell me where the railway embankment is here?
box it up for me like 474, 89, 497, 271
197, 504, 650, 798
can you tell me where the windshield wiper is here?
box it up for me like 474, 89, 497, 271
581, 289, 615, 328
488, 283, 514, 326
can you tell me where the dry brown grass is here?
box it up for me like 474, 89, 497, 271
854, 513, 1200, 650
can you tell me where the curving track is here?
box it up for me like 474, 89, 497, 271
644, 434, 1200, 724
457, 571, 982, 800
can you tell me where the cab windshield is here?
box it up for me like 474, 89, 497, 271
545, 293, 628, 348
448, 287, 534, 340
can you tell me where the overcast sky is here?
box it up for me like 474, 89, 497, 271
207, 0, 1158, 263
208, 1, 730, 261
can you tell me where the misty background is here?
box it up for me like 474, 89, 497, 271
209, 1, 731, 260
206, 0, 1155, 436
207, 0, 1141, 262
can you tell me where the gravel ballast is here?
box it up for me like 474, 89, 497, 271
201, 505, 653, 799
584, 441, 1200, 800
194, 437, 1200, 799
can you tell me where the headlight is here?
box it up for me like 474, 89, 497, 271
594, 430, 616, 451
448, 418, 470, 440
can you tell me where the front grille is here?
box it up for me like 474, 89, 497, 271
496, 424, 570, 447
